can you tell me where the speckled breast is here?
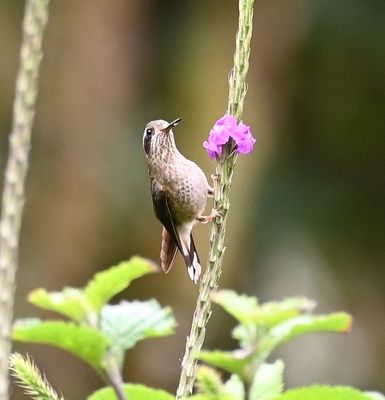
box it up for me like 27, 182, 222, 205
165, 165, 208, 224
148, 150, 209, 225
167, 180, 207, 224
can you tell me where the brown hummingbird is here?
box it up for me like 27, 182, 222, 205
143, 118, 214, 283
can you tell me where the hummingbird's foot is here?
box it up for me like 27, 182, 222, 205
197, 208, 220, 224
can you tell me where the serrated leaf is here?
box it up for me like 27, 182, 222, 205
12, 319, 109, 371
84, 257, 156, 311
249, 360, 284, 400
259, 312, 352, 358
88, 384, 174, 400
212, 290, 258, 325
198, 350, 249, 378
28, 288, 90, 322
100, 300, 176, 360
274, 385, 376, 400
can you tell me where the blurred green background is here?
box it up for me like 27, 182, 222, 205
1, 0, 384, 398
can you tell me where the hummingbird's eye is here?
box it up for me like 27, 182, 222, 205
145, 127, 154, 137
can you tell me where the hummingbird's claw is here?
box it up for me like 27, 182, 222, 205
197, 208, 220, 224
211, 173, 219, 181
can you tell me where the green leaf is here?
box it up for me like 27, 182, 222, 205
28, 288, 90, 322
84, 257, 157, 312
12, 319, 109, 371
223, 374, 245, 400
100, 300, 176, 362
198, 349, 249, 377
193, 366, 243, 400
257, 298, 316, 328
212, 290, 258, 325
196, 366, 223, 396
231, 324, 255, 348
212, 292, 317, 329
274, 385, 377, 400
259, 312, 352, 358
88, 384, 174, 400
249, 360, 284, 400
364, 392, 385, 400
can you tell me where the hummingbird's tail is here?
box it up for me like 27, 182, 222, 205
178, 229, 201, 284
160, 227, 178, 273
160, 227, 201, 283
186, 234, 201, 284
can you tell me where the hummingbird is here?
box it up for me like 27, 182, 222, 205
143, 118, 214, 283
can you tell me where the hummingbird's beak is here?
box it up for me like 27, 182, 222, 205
162, 118, 182, 133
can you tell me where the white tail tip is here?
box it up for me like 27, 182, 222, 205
187, 252, 201, 284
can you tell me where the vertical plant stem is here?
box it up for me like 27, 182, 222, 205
176, 0, 254, 398
0, 1, 50, 399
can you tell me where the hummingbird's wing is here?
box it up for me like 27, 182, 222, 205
151, 186, 184, 264
151, 185, 201, 283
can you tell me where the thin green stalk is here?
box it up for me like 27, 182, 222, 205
0, 1, 50, 399
176, 1, 254, 398
9, 353, 64, 400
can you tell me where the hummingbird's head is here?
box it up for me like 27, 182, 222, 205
143, 118, 181, 156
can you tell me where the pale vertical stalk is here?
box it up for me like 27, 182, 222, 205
176, 0, 255, 398
0, 1, 50, 399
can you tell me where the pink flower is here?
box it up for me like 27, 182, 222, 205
203, 115, 256, 159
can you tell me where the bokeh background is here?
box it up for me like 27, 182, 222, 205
1, 0, 384, 398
